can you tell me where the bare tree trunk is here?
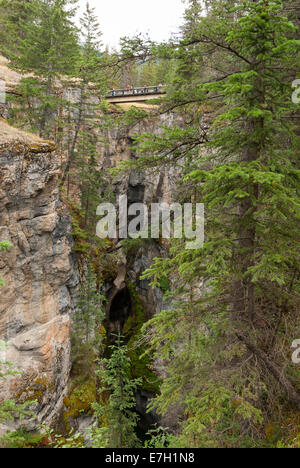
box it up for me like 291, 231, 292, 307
61, 86, 84, 187
39, 75, 52, 139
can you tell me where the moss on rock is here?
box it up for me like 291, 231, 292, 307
124, 282, 161, 395
63, 378, 96, 432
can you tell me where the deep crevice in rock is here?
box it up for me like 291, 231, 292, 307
108, 287, 132, 334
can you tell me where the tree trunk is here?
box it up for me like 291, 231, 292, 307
61, 86, 84, 187
237, 332, 300, 410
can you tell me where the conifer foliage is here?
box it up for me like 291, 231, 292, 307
124, 0, 300, 446
91, 335, 142, 448
9, 0, 79, 137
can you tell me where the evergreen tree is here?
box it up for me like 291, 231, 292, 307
0, 0, 33, 55
91, 335, 142, 448
72, 265, 105, 376
9, 0, 79, 138
138, 61, 158, 86
181, 0, 202, 36
62, 1, 107, 186
62, 3, 110, 280
121, 0, 300, 447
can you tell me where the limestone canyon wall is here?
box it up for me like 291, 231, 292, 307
0, 120, 78, 431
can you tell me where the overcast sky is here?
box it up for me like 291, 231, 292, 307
77, 0, 186, 50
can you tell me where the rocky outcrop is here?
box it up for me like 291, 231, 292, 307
99, 113, 179, 328
0, 119, 78, 431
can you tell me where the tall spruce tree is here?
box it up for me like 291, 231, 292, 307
62, 1, 107, 186
181, 0, 202, 35
62, 2, 109, 276
0, 0, 33, 55
9, 0, 79, 138
72, 264, 105, 377
119, 0, 300, 447
91, 335, 142, 448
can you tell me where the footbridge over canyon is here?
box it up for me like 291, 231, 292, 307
105, 85, 166, 104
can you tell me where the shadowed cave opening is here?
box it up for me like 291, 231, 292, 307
108, 287, 132, 333
127, 183, 145, 206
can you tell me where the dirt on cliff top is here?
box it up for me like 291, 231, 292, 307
0, 55, 80, 91
0, 118, 55, 152
0, 55, 22, 88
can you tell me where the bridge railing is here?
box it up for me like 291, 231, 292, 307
106, 85, 165, 98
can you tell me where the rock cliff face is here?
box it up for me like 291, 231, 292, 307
0, 55, 181, 433
0, 120, 78, 431
99, 113, 180, 326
